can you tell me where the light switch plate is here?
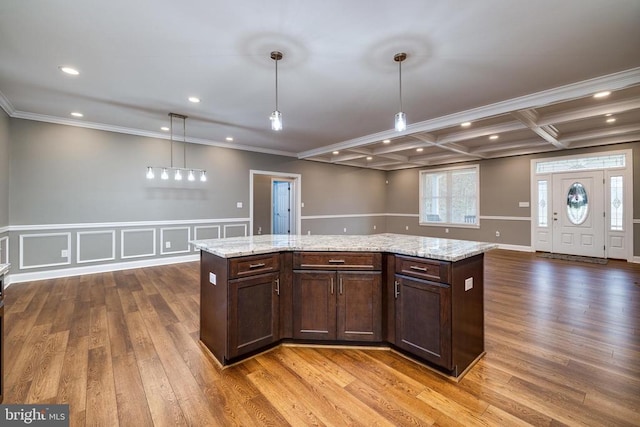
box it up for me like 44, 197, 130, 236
465, 277, 473, 291
236, 202, 243, 208
519, 201, 530, 208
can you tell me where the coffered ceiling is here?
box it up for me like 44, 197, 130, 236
1, 0, 639, 170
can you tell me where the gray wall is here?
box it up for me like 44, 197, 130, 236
253, 174, 272, 235
0, 109, 9, 228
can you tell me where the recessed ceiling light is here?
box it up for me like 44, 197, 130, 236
366, 156, 373, 161
593, 91, 611, 99
225, 137, 234, 142
188, 96, 201, 103
161, 126, 170, 131
489, 135, 499, 140
606, 118, 616, 123
332, 151, 339, 155
416, 148, 424, 152
70, 112, 83, 117
461, 122, 471, 127
59, 66, 79, 75
382, 139, 391, 144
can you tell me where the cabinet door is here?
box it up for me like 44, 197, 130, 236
293, 271, 336, 340
395, 275, 452, 370
228, 272, 280, 359
337, 272, 381, 341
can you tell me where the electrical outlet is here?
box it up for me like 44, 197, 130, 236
445, 228, 449, 233
258, 226, 262, 235
61, 249, 68, 258
209, 272, 217, 285
373, 225, 377, 230
343, 227, 347, 233
465, 277, 473, 291
307, 230, 311, 235
236, 202, 243, 208
405, 226, 409, 230
165, 241, 171, 249
495, 231, 500, 237
301, 202, 305, 208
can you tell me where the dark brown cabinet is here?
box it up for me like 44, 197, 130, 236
228, 271, 280, 359
199, 247, 484, 377
394, 275, 452, 369
392, 254, 484, 376
293, 252, 382, 342
293, 270, 381, 341
200, 252, 282, 364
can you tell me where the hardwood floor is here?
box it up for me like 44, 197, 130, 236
3, 250, 640, 426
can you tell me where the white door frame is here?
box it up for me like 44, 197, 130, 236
250, 170, 302, 236
530, 149, 633, 261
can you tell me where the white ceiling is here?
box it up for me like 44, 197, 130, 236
1, 0, 639, 170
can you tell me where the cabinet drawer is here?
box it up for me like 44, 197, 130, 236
395, 255, 450, 283
294, 252, 381, 271
229, 254, 280, 279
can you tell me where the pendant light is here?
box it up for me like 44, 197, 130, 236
270, 51, 283, 131
394, 52, 407, 132
146, 113, 207, 183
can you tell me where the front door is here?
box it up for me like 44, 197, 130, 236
551, 171, 605, 258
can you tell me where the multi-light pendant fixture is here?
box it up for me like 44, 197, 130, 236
394, 52, 407, 132
270, 51, 283, 131
146, 113, 207, 182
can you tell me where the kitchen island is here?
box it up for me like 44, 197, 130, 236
192, 233, 496, 378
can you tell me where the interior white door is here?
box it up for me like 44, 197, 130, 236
272, 180, 291, 235
551, 171, 605, 258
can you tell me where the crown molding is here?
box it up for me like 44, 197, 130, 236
0, 89, 16, 116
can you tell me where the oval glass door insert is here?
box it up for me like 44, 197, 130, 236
566, 182, 589, 225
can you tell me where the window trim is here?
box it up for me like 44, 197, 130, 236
419, 164, 480, 229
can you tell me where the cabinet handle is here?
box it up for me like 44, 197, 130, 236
249, 263, 266, 269
409, 265, 428, 272
275, 278, 280, 296
339, 277, 343, 295
394, 280, 400, 299
330, 277, 334, 295
328, 259, 345, 264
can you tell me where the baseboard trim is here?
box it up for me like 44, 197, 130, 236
496, 244, 533, 252
6, 253, 199, 286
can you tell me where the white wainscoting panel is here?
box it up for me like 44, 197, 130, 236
160, 227, 191, 255
20, 232, 72, 269
224, 224, 247, 238
77, 230, 116, 264
121, 228, 156, 259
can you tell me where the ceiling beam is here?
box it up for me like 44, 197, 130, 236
538, 97, 640, 126
511, 109, 567, 149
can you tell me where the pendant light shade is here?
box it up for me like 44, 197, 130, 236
270, 51, 283, 131
394, 52, 407, 132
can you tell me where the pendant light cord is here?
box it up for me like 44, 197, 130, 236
398, 59, 403, 112
275, 57, 279, 111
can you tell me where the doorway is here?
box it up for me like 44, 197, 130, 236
272, 179, 293, 234
250, 170, 302, 236
531, 150, 633, 261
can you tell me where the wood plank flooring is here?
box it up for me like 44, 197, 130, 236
3, 250, 640, 426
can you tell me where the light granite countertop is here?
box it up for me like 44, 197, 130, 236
191, 233, 497, 262
0, 263, 9, 276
